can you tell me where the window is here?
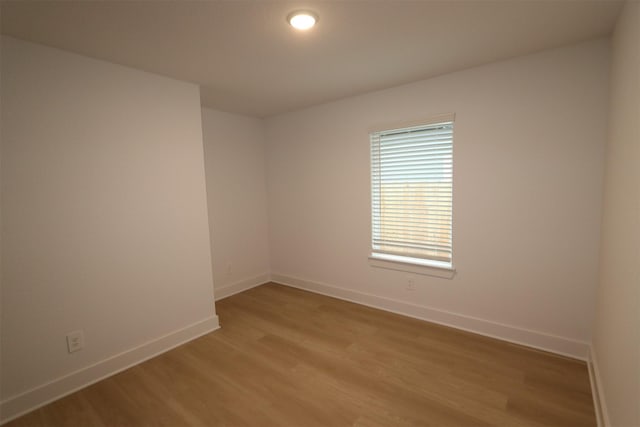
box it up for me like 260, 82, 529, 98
370, 115, 454, 271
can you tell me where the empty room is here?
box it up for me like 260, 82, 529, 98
0, 1, 638, 426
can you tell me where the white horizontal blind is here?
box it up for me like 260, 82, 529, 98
371, 120, 454, 264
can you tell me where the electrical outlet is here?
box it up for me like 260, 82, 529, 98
406, 279, 416, 291
66, 330, 84, 353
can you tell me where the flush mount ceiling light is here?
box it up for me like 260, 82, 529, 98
287, 10, 318, 30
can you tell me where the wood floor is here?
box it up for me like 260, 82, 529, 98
7, 283, 596, 427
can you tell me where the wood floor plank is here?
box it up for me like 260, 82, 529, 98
6, 282, 596, 426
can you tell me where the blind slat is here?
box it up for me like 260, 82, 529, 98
374, 225, 452, 233
373, 241, 453, 253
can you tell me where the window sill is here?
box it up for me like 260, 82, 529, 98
368, 253, 456, 279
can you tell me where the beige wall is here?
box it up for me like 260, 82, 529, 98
0, 22, 3, 426
592, 2, 640, 426
265, 39, 610, 356
1, 36, 216, 412
201, 108, 270, 298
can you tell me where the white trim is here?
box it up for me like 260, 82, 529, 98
588, 346, 611, 427
368, 112, 456, 134
213, 273, 271, 301
587, 348, 604, 427
368, 254, 456, 279
0, 316, 220, 425
271, 273, 589, 360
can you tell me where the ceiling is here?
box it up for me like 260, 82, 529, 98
1, 1, 623, 118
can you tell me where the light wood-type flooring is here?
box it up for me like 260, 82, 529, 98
7, 283, 596, 426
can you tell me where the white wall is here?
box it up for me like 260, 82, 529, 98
592, 2, 640, 426
265, 39, 610, 358
201, 108, 270, 299
1, 37, 218, 421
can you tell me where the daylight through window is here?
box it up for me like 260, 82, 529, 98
370, 117, 454, 268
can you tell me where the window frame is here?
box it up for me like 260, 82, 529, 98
368, 113, 456, 278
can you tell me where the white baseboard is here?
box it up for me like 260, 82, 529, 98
214, 273, 271, 301
587, 346, 610, 427
271, 273, 590, 360
0, 315, 220, 425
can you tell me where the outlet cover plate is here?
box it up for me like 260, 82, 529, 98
66, 330, 84, 353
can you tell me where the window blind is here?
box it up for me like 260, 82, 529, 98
370, 120, 454, 265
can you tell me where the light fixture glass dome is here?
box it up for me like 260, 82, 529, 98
287, 11, 318, 30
